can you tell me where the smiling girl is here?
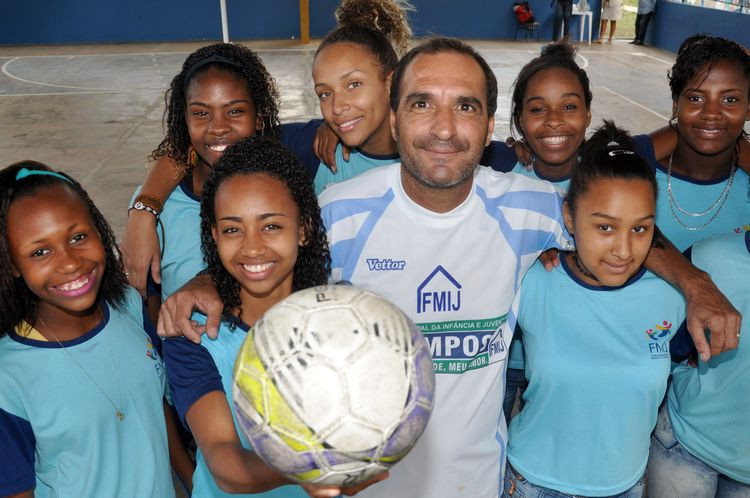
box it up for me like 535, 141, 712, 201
0, 162, 184, 497
123, 43, 283, 301
162, 136, 384, 497
634, 35, 750, 250
503, 122, 686, 498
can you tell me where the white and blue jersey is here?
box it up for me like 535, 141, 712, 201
163, 314, 305, 498
319, 163, 571, 498
314, 145, 399, 195
507, 258, 685, 496
634, 134, 750, 251
667, 231, 750, 484
507, 162, 570, 371
0, 288, 173, 498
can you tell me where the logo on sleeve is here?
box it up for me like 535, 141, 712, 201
645, 321, 672, 359
417, 265, 461, 314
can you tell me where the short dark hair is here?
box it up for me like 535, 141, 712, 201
566, 120, 657, 216
511, 42, 592, 139
389, 37, 498, 117
200, 136, 331, 321
0, 161, 128, 336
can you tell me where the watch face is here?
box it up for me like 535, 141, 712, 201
134, 202, 145, 209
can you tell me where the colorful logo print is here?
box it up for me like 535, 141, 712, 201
646, 321, 672, 341
146, 337, 157, 361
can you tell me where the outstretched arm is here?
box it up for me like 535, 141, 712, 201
643, 228, 741, 361
187, 392, 365, 497
122, 156, 187, 296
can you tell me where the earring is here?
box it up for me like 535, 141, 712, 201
669, 115, 677, 128
188, 145, 198, 168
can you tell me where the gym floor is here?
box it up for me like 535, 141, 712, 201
0, 38, 677, 241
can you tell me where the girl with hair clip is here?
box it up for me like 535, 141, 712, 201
632, 34, 750, 251
0, 162, 191, 497
503, 122, 686, 498
162, 136, 386, 497
503, 42, 685, 422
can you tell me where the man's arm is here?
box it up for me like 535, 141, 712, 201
644, 228, 741, 361
157, 273, 223, 342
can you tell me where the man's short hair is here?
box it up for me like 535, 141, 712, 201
389, 37, 498, 117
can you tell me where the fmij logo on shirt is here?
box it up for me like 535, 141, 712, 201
645, 320, 672, 359
417, 265, 461, 314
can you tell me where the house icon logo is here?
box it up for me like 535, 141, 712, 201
417, 265, 462, 314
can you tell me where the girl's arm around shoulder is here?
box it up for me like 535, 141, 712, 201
122, 155, 186, 296
481, 140, 518, 172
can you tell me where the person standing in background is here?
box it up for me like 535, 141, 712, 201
630, 0, 656, 45
595, 0, 622, 43
552, 0, 574, 41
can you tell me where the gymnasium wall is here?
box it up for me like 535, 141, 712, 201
646, 1, 750, 52
0, 0, 748, 53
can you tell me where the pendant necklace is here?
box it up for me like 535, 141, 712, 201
36, 315, 125, 422
666, 153, 737, 232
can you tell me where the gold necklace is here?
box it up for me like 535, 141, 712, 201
36, 314, 125, 422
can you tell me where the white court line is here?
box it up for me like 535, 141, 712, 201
596, 85, 670, 121
576, 53, 589, 70
0, 47, 318, 59
0, 90, 122, 97
627, 52, 673, 65
2, 57, 120, 92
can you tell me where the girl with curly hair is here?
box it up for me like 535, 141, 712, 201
161, 136, 384, 497
122, 42, 295, 300
0, 161, 191, 497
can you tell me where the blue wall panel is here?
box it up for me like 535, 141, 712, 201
648, 0, 750, 53
0, 0, 748, 52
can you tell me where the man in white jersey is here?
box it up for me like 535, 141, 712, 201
160, 37, 740, 498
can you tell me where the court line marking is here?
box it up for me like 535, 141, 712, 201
626, 52, 674, 65
0, 90, 123, 97
595, 85, 670, 121
1, 57, 120, 91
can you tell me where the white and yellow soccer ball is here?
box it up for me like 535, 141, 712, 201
232, 284, 435, 487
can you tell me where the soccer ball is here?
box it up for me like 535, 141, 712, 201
232, 284, 435, 487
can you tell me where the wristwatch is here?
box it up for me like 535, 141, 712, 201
129, 194, 163, 218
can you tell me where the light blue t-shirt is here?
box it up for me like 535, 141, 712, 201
507, 258, 685, 496
0, 288, 173, 498
164, 314, 305, 498
507, 162, 570, 370
634, 134, 750, 251
313, 145, 399, 195
132, 178, 204, 300
667, 231, 750, 484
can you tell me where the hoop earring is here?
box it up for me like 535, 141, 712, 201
669, 115, 677, 129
